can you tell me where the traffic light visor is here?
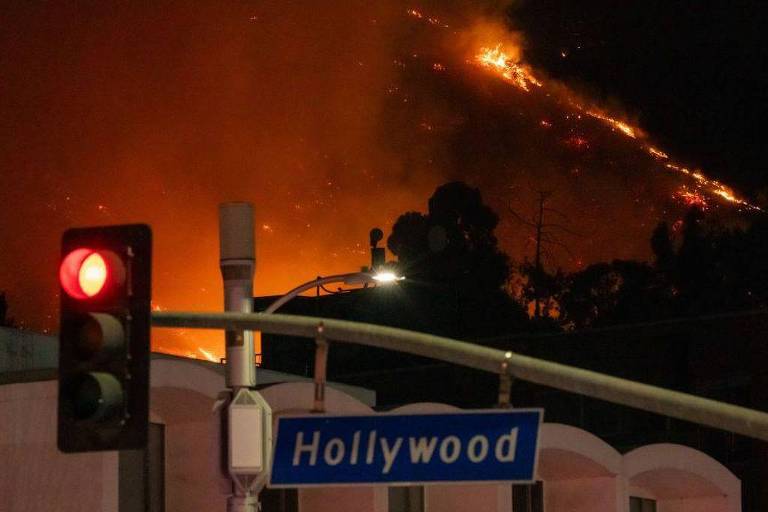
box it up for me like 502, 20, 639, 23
60, 248, 124, 299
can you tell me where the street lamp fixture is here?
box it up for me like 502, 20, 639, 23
371, 271, 403, 283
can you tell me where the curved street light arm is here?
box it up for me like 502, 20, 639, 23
262, 272, 374, 314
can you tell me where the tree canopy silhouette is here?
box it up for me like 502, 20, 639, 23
386, 182, 529, 342
388, 181, 511, 292
554, 207, 768, 330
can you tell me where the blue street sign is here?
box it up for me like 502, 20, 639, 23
269, 409, 542, 487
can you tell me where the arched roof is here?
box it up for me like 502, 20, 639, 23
151, 358, 224, 399
538, 423, 622, 479
150, 358, 225, 424
624, 443, 740, 500
388, 402, 461, 414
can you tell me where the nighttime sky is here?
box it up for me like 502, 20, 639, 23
0, 1, 765, 356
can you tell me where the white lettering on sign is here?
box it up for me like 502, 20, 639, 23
439, 436, 461, 463
366, 430, 377, 464
324, 438, 345, 466
293, 431, 320, 466
289, 427, 521, 474
467, 435, 489, 463
495, 428, 518, 462
380, 437, 403, 474
350, 431, 361, 465
409, 436, 438, 463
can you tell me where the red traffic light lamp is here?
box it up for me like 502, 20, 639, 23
59, 248, 126, 300
57, 224, 152, 453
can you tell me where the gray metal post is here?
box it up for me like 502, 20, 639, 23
219, 202, 256, 389
219, 203, 260, 512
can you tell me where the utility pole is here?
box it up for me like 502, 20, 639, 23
219, 203, 272, 512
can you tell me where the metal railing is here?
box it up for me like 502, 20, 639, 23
152, 311, 768, 442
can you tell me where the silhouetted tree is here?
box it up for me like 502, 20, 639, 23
651, 221, 675, 275
388, 181, 510, 291
514, 261, 567, 322
387, 182, 529, 341
558, 260, 668, 329
667, 208, 768, 314
0, 292, 15, 328
559, 208, 768, 330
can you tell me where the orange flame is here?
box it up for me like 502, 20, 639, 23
475, 44, 542, 92
647, 146, 669, 160
584, 109, 638, 139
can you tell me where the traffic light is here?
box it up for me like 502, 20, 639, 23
57, 224, 152, 452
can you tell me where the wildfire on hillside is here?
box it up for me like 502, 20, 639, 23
2, 2, 762, 363
459, 21, 758, 212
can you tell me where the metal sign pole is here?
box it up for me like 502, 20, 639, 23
219, 202, 256, 390
219, 203, 271, 512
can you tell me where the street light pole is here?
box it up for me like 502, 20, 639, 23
219, 202, 256, 389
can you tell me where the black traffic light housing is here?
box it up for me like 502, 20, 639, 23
58, 224, 152, 452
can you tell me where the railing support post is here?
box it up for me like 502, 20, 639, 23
313, 322, 328, 414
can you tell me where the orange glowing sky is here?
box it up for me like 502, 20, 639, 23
0, 1, 757, 359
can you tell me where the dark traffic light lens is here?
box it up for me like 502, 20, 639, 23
75, 313, 125, 360
70, 372, 124, 421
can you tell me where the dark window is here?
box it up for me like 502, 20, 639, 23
630, 496, 657, 512
388, 486, 425, 512
260, 489, 298, 512
512, 481, 543, 512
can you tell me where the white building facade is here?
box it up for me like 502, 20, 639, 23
0, 356, 741, 512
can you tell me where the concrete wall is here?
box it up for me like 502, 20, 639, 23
426, 483, 502, 512
0, 380, 118, 512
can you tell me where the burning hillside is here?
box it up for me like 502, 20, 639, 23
471, 42, 755, 212
373, 7, 759, 268
0, 1, 759, 359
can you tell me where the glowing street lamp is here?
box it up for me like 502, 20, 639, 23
370, 271, 403, 284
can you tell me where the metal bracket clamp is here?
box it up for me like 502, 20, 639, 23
227, 495, 259, 512
312, 322, 328, 413
497, 351, 514, 408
